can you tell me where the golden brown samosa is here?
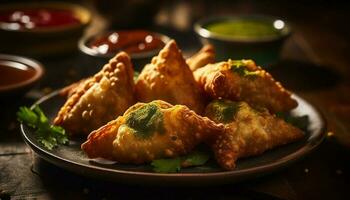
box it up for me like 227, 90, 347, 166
54, 52, 135, 135
82, 100, 223, 164
186, 44, 215, 71
205, 99, 304, 170
135, 40, 206, 114
194, 59, 297, 113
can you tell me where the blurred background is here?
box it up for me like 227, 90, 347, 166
0, 0, 348, 102
0, 0, 349, 74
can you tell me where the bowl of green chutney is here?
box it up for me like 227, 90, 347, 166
194, 15, 291, 67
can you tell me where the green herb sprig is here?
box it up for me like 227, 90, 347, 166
17, 106, 68, 150
151, 150, 210, 173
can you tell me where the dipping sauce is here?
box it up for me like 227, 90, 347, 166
0, 8, 80, 30
206, 19, 283, 39
89, 30, 166, 55
0, 61, 36, 87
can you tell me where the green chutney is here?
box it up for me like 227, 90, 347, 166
125, 102, 165, 138
206, 19, 281, 39
206, 99, 240, 123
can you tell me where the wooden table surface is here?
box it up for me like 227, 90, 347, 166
1, 1, 349, 199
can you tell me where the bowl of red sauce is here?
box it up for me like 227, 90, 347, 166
79, 30, 171, 70
0, 54, 44, 96
0, 2, 91, 56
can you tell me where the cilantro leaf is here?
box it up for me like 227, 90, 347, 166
151, 158, 181, 173
17, 106, 69, 150
181, 151, 210, 167
151, 150, 210, 173
40, 138, 55, 150
17, 107, 38, 128
50, 125, 69, 144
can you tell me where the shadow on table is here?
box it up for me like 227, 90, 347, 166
31, 156, 284, 200
269, 60, 342, 91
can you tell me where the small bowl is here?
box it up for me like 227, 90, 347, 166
78, 31, 171, 71
0, 54, 44, 96
194, 15, 291, 67
0, 2, 91, 56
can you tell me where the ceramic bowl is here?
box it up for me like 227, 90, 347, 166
0, 54, 44, 96
0, 2, 91, 56
78, 31, 171, 71
194, 15, 291, 67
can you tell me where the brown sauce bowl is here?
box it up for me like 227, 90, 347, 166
0, 54, 44, 96
78, 30, 171, 71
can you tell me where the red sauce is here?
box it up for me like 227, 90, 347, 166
0, 8, 80, 30
89, 30, 165, 54
0, 62, 36, 87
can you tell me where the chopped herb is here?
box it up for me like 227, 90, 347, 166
125, 102, 164, 138
206, 99, 239, 123
229, 60, 259, 78
276, 112, 309, 131
17, 106, 68, 150
151, 150, 210, 173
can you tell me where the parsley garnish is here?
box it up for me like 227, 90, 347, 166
151, 150, 210, 173
17, 106, 68, 150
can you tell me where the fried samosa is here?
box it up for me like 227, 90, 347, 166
194, 59, 297, 113
59, 77, 90, 98
205, 99, 304, 170
186, 44, 215, 71
59, 77, 91, 97
82, 100, 223, 164
54, 52, 135, 135
135, 40, 206, 114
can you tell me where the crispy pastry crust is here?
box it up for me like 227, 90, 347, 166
81, 117, 124, 160
59, 77, 91, 97
54, 52, 135, 135
206, 101, 304, 170
194, 60, 298, 113
81, 100, 224, 164
135, 40, 206, 114
186, 44, 215, 71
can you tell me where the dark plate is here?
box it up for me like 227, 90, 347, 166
20, 91, 326, 186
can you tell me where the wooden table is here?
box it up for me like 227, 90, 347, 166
1, 1, 349, 199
